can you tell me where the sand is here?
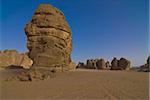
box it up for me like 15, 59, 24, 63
0, 69, 149, 100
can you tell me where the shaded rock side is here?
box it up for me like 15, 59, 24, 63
25, 4, 72, 70
111, 57, 131, 70
86, 59, 97, 69
105, 61, 111, 69
76, 62, 85, 69
111, 57, 121, 70
96, 59, 106, 69
0, 50, 33, 69
140, 56, 150, 72
118, 58, 131, 70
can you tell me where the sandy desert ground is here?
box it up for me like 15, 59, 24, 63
0, 69, 149, 100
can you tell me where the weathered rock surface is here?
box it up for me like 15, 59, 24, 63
147, 56, 150, 65
76, 57, 131, 70
87, 59, 97, 69
68, 61, 76, 70
140, 56, 150, 72
25, 4, 72, 71
76, 62, 85, 69
105, 61, 111, 69
111, 57, 120, 70
76, 59, 108, 70
118, 58, 131, 70
111, 57, 131, 70
0, 50, 33, 69
96, 59, 106, 69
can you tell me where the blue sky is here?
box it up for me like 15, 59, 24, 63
0, 0, 149, 66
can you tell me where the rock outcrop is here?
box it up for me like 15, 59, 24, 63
68, 61, 76, 70
76, 62, 85, 69
105, 61, 110, 69
76, 58, 109, 70
140, 56, 150, 72
96, 59, 106, 69
0, 50, 33, 69
147, 56, 150, 65
111, 58, 119, 70
111, 57, 131, 70
76, 57, 131, 70
118, 58, 131, 70
25, 4, 72, 71
87, 59, 97, 69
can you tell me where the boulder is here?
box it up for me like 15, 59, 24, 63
140, 56, 150, 72
0, 50, 33, 69
86, 59, 97, 69
111, 57, 131, 70
25, 4, 72, 71
118, 58, 131, 70
76, 62, 85, 69
96, 59, 106, 69
16, 68, 55, 81
111, 57, 121, 70
105, 61, 110, 69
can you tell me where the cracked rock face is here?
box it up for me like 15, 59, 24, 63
25, 4, 72, 70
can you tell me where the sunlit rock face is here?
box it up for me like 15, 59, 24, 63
0, 50, 32, 69
25, 4, 72, 71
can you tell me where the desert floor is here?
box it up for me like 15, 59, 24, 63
0, 69, 149, 100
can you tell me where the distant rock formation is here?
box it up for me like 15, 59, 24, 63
118, 58, 131, 70
76, 62, 85, 69
76, 57, 131, 70
147, 56, 150, 65
96, 59, 106, 69
140, 56, 150, 72
25, 4, 73, 71
0, 50, 33, 69
111, 57, 119, 70
86, 59, 97, 69
111, 57, 131, 70
77, 58, 110, 70
105, 61, 111, 69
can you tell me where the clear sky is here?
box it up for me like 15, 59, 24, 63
0, 0, 149, 66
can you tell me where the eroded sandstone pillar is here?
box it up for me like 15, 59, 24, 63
25, 4, 72, 71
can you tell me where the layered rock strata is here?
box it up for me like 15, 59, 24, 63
0, 50, 32, 69
25, 4, 72, 71
77, 57, 131, 70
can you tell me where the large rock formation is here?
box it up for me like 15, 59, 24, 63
118, 58, 131, 70
76, 59, 109, 70
0, 50, 33, 69
76, 62, 85, 69
147, 56, 150, 65
111, 58, 120, 70
96, 59, 106, 69
76, 57, 131, 70
111, 57, 131, 70
105, 61, 111, 69
140, 56, 150, 72
86, 59, 97, 69
25, 4, 72, 71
